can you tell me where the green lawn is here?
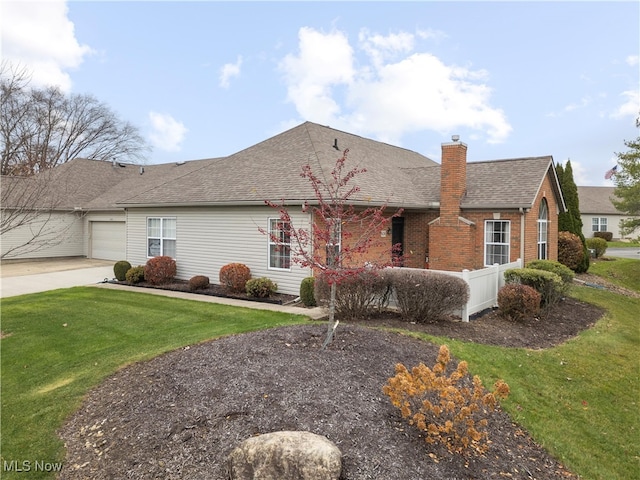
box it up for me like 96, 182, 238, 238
407, 286, 639, 480
0, 287, 309, 479
1, 263, 639, 479
589, 257, 640, 292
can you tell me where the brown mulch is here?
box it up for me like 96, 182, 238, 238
58, 281, 618, 480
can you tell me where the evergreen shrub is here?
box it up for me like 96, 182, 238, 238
114, 260, 132, 281
525, 259, 575, 285
245, 277, 278, 298
504, 268, 565, 307
300, 277, 316, 307
586, 237, 608, 258
125, 266, 145, 284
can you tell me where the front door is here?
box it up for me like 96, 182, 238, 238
391, 216, 404, 265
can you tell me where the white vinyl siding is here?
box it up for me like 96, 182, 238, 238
126, 206, 312, 295
0, 210, 84, 259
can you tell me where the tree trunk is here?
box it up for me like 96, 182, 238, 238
321, 281, 338, 350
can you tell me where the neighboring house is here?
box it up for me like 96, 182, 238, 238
1, 122, 565, 294
577, 186, 636, 240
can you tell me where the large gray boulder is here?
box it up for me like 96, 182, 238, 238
227, 430, 342, 480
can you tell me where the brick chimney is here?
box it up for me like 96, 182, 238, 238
440, 135, 467, 224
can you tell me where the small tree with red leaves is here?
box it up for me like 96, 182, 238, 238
262, 148, 402, 349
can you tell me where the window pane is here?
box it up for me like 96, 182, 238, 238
163, 239, 176, 258
592, 218, 599, 232
163, 218, 176, 238
148, 218, 161, 237
148, 238, 161, 257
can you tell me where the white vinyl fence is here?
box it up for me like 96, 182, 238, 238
395, 258, 523, 322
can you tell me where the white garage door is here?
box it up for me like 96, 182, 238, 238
91, 222, 126, 260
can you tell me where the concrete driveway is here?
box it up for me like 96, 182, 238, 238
0, 258, 115, 298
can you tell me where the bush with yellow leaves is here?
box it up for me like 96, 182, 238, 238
382, 345, 510, 455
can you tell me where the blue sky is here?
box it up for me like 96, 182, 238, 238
2, 1, 638, 186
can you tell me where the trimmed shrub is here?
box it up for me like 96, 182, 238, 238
594, 231, 613, 242
144, 255, 177, 285
300, 277, 316, 307
113, 260, 132, 281
382, 345, 510, 455
525, 259, 575, 285
188, 275, 210, 291
125, 266, 145, 284
504, 268, 565, 307
246, 277, 278, 298
586, 237, 608, 258
558, 231, 585, 272
386, 269, 469, 323
497, 284, 541, 321
219, 263, 251, 293
314, 269, 392, 319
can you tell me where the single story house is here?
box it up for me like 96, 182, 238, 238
1, 122, 565, 294
577, 186, 636, 240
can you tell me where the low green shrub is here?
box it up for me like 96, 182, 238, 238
144, 256, 177, 285
246, 277, 278, 298
300, 277, 316, 307
594, 231, 613, 242
497, 284, 541, 321
386, 269, 469, 323
586, 237, 608, 258
314, 269, 391, 319
558, 231, 586, 272
382, 345, 510, 455
113, 260, 132, 281
125, 266, 145, 284
504, 268, 565, 307
525, 259, 575, 285
219, 263, 251, 293
188, 275, 210, 291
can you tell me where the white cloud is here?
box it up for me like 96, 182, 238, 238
148, 112, 188, 152
1, 1, 93, 91
610, 90, 640, 120
279, 27, 355, 124
219, 56, 243, 88
626, 55, 639, 67
279, 27, 511, 145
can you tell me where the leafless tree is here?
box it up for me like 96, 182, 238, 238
1, 61, 150, 176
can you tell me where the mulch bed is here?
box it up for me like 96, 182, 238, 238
58, 280, 617, 480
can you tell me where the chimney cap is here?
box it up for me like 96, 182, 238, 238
451, 135, 460, 142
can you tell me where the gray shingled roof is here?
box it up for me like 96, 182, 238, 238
118, 122, 437, 208
3, 122, 563, 212
577, 186, 622, 214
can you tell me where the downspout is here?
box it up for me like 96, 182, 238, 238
519, 207, 526, 261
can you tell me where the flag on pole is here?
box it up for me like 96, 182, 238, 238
604, 165, 618, 180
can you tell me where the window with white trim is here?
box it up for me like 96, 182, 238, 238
591, 217, 608, 232
147, 217, 176, 257
538, 199, 548, 259
485, 220, 510, 265
268, 218, 291, 269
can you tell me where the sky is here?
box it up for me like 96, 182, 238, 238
2, 1, 638, 187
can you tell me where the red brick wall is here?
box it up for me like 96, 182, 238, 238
404, 211, 439, 268
440, 141, 467, 223
429, 220, 476, 270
